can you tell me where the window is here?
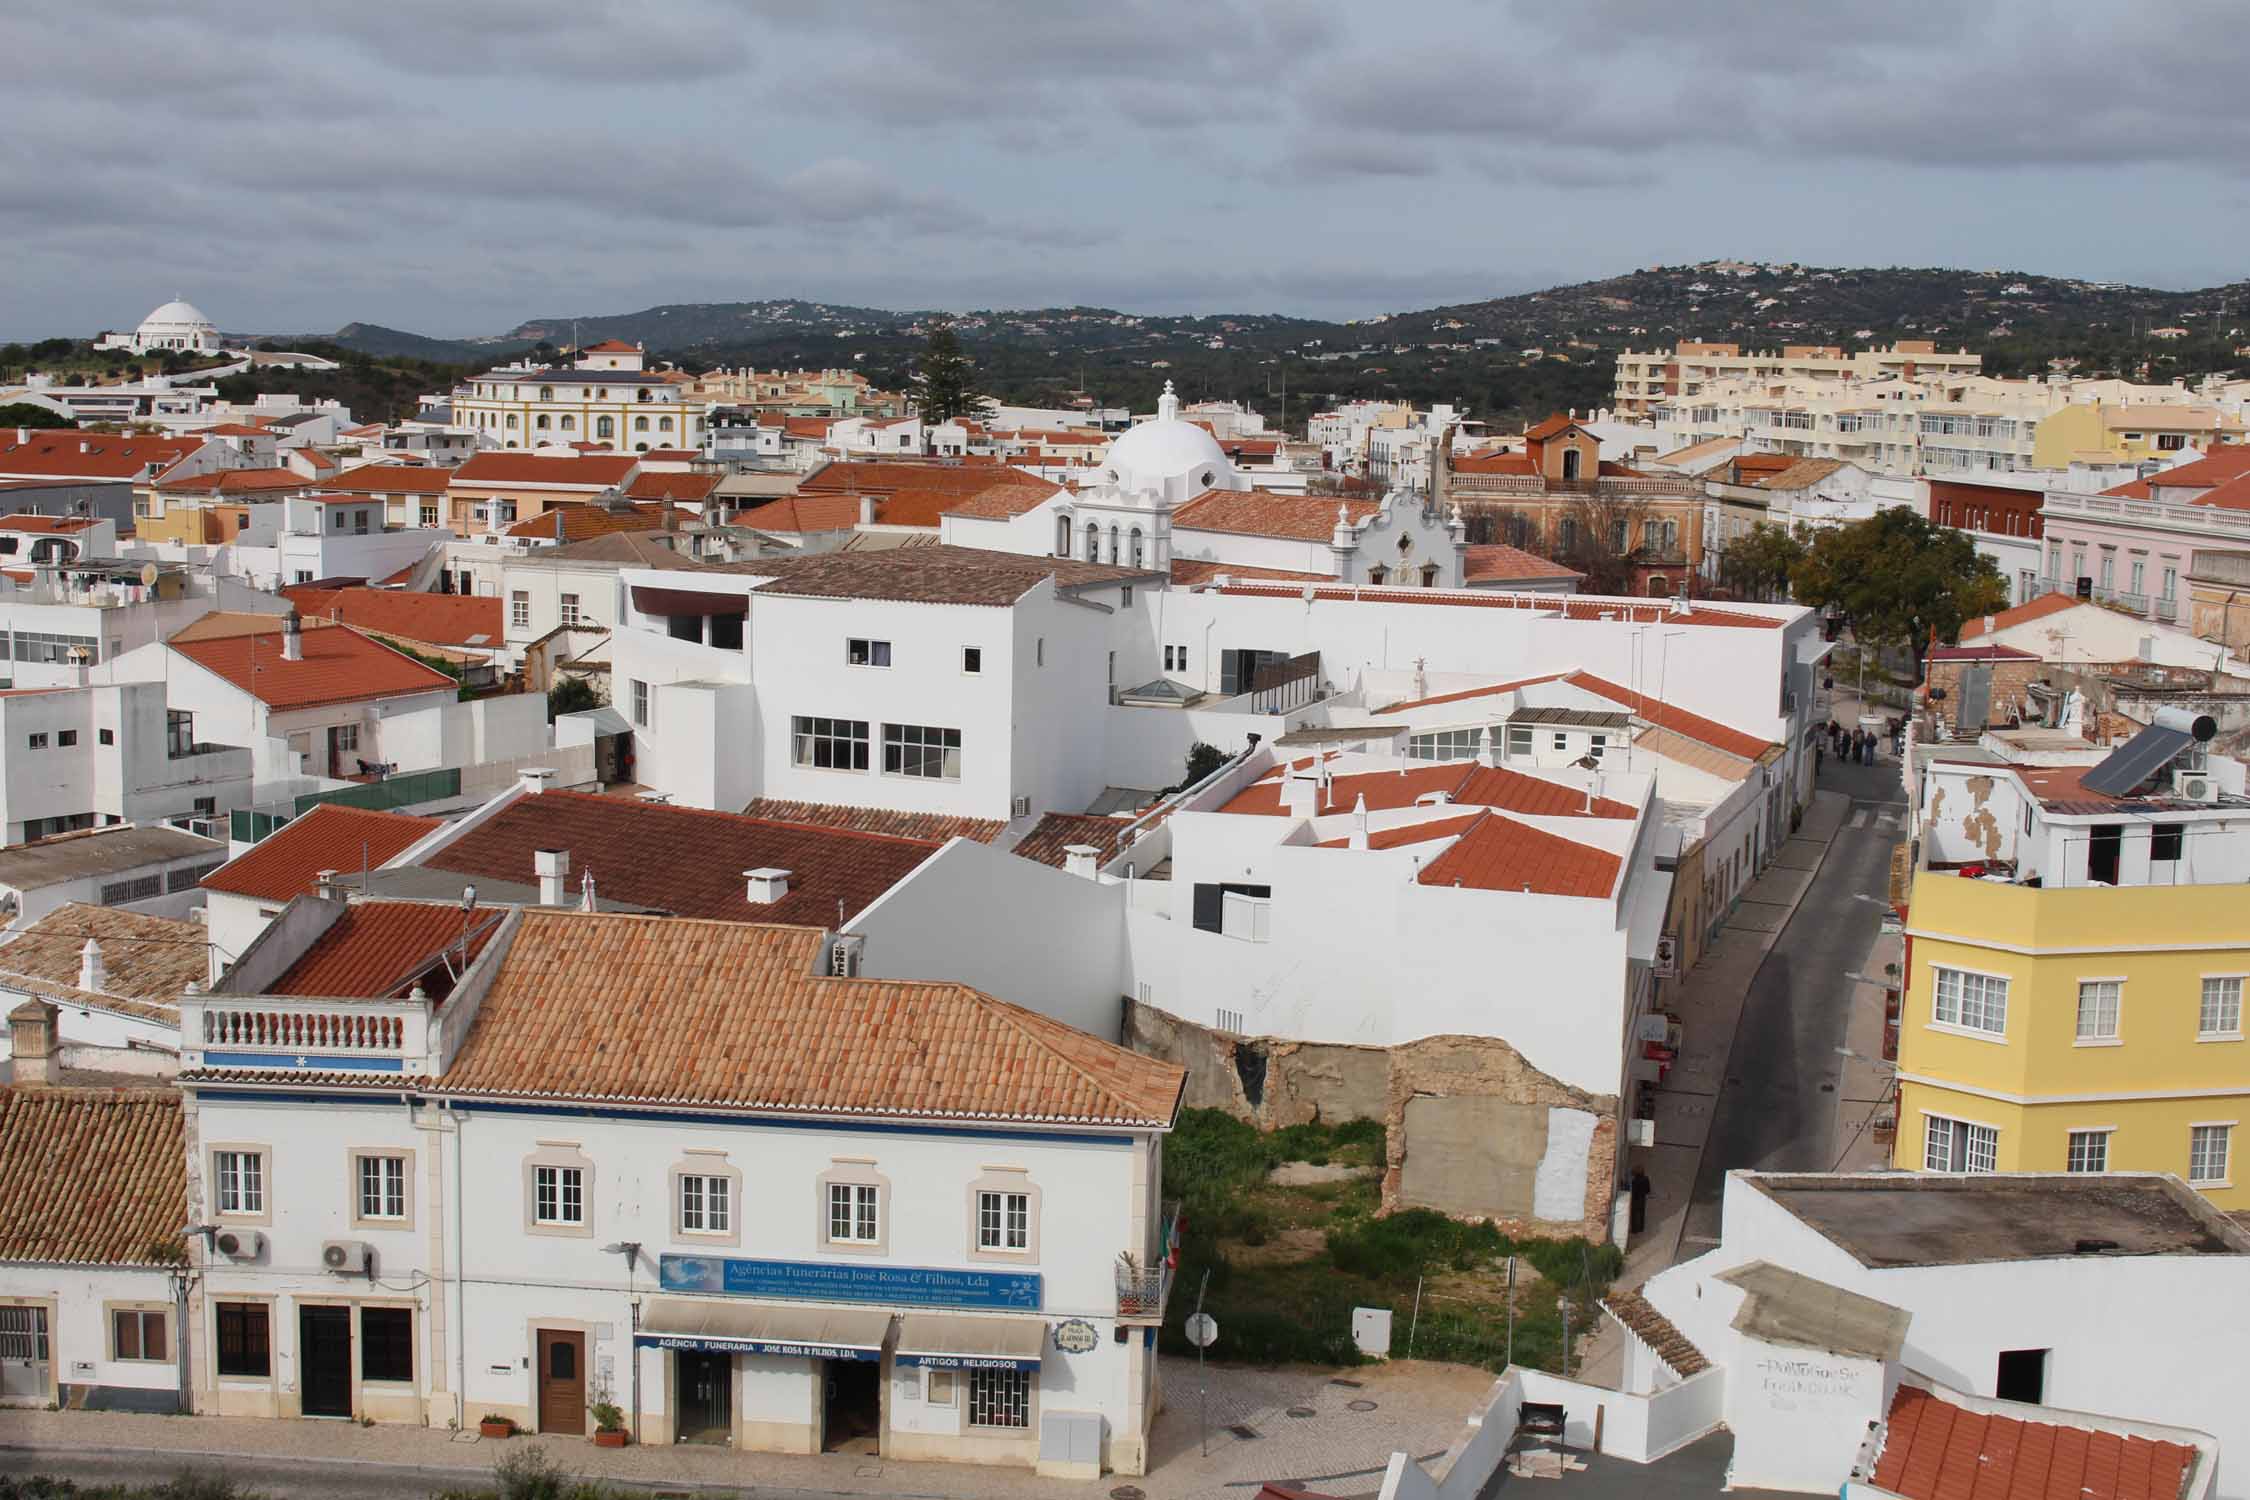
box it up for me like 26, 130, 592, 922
883, 723, 961, 780
56, 730, 76, 748
2200, 977, 2243, 1038
98, 728, 113, 745
1924, 1115, 1998, 1174
926, 1368, 959, 1405
1552, 732, 1568, 752
679, 1173, 731, 1235
847, 638, 892, 668
2191, 1124, 2232, 1184
2153, 826, 2183, 863
828, 1182, 880, 1244
595, 416, 614, 440
1932, 966, 2008, 1035
630, 678, 650, 728
334, 724, 359, 753
535, 414, 551, 430
510, 592, 530, 629
2075, 980, 2120, 1042
533, 1164, 584, 1225
1589, 733, 1607, 761
962, 647, 981, 674
1505, 724, 1534, 759
112, 1308, 168, 1362
1995, 1349, 2047, 1405
361, 1307, 412, 1383
357, 1154, 407, 1221
559, 416, 576, 432
559, 593, 583, 627
2066, 1129, 2109, 1173
101, 872, 162, 905
26, 733, 45, 750
968, 1367, 1030, 1428
634, 415, 650, 432
215, 1303, 270, 1378
215, 1150, 264, 1215
1164, 645, 1186, 673
977, 1190, 1030, 1252
792, 715, 869, 771
420, 504, 440, 528
1407, 728, 1480, 761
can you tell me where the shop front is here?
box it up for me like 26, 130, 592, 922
633, 1297, 892, 1453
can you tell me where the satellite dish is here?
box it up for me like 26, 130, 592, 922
140, 563, 160, 587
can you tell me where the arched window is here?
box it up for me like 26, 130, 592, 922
1085, 522, 1100, 560
595, 416, 614, 439
1367, 565, 1388, 585
505, 413, 518, 428
538, 386, 554, 402
1130, 527, 1144, 568
535, 415, 551, 430
634, 416, 650, 431
635, 443, 648, 452
1421, 563, 1439, 587
1648, 576, 1669, 596
559, 415, 576, 431
658, 417, 673, 431
637, 390, 652, 403
1108, 524, 1121, 563
1056, 516, 1071, 557
1561, 447, 1583, 481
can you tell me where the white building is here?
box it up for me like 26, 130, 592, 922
95, 298, 223, 356
0, 823, 228, 932
0, 680, 252, 844
447, 343, 705, 454
176, 897, 1184, 1475
0, 903, 206, 1073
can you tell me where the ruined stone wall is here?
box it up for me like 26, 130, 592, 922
1126, 1001, 1620, 1242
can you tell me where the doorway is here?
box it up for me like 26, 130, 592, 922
536, 1329, 586, 1434
2087, 824, 2122, 886
299, 1306, 353, 1418
0, 1306, 50, 1402
676, 1350, 732, 1444
821, 1358, 880, 1453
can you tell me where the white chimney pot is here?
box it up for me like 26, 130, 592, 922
517, 767, 555, 795
534, 848, 570, 906
745, 867, 792, 904
1062, 844, 1101, 880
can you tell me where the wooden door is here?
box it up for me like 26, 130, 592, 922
536, 1329, 585, 1434
299, 1306, 352, 1418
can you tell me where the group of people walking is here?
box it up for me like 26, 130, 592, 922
1826, 719, 1880, 765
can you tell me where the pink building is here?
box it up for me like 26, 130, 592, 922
2039, 446, 2250, 625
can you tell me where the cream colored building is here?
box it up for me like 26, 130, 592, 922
1615, 340, 1982, 417
448, 343, 706, 453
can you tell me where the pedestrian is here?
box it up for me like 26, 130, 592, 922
1862, 729, 1875, 765
1629, 1167, 1653, 1235
1855, 728, 1869, 765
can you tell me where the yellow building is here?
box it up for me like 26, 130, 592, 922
2028, 401, 2244, 468
1898, 749, 2250, 1209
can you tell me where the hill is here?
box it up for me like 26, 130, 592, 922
328, 322, 535, 363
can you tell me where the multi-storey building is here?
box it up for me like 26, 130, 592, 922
1898, 713, 2250, 1208
446, 344, 705, 454
2039, 446, 2250, 627
1615, 341, 1982, 418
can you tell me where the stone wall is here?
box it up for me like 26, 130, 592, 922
1126, 1001, 1619, 1242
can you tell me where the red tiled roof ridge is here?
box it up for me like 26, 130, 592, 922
202, 804, 445, 901
536, 790, 946, 855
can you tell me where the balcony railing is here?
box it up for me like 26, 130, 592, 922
203, 1007, 403, 1052
1116, 1199, 1182, 1325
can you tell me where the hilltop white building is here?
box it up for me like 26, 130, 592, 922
95, 298, 223, 356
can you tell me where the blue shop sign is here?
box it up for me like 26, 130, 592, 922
633, 1332, 879, 1362
659, 1253, 1042, 1312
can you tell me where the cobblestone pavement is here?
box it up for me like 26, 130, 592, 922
0, 1356, 1497, 1500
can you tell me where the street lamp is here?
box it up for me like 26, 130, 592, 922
601, 1243, 643, 1442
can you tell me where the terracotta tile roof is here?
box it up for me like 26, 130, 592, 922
1463, 544, 1582, 583
1012, 813, 1132, 868
1601, 1288, 1710, 1377
734, 494, 864, 534
1524, 414, 1578, 442
503, 502, 670, 542
451, 453, 639, 488
2183, 471, 2250, 512
582, 340, 639, 353
324, 464, 452, 496
1927, 643, 2039, 662
1751, 457, 1847, 490
170, 620, 458, 710
1959, 592, 2082, 639
1415, 810, 1622, 897
0, 431, 205, 481
738, 545, 1156, 606
1376, 672, 1572, 714
1173, 488, 1377, 541
532, 531, 706, 569
269, 901, 505, 999
1220, 759, 1636, 820
424, 913, 1183, 1125
1454, 450, 1536, 475
0, 1088, 184, 1265
1563, 671, 1775, 760
0, 513, 98, 533
280, 587, 504, 648
736, 800, 1006, 844
155, 467, 310, 496
944, 479, 1066, 520
1871, 1383, 2196, 1500
421, 790, 943, 925
1211, 580, 1784, 628
0, 903, 205, 1011
799, 460, 1034, 497
202, 804, 444, 902
200, 423, 272, 438
1169, 559, 1330, 586
1314, 811, 1485, 850
2130, 445, 2250, 498
626, 470, 721, 504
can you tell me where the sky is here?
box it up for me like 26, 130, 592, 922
4, 0, 2246, 340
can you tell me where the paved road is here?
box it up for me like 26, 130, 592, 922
1681, 747, 1906, 1248
0, 1445, 827, 1500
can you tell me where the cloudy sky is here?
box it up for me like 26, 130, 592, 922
3, 1, 2242, 339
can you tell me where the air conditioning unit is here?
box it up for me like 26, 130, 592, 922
2173, 769, 2220, 803
213, 1229, 267, 1262
321, 1240, 373, 1276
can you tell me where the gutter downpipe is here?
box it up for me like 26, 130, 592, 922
448, 1098, 466, 1431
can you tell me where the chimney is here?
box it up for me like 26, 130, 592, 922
745, 867, 792, 905
517, 767, 555, 795
1349, 794, 1369, 850
77, 938, 106, 994
281, 613, 304, 661
1062, 844, 1102, 880
314, 868, 344, 898
579, 869, 597, 912
1477, 725, 1497, 769
1282, 770, 1316, 819
8, 999, 57, 1086
534, 848, 570, 906
1983, 614, 1996, 633
858, 494, 875, 527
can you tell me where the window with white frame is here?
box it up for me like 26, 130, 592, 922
679, 1173, 731, 1235
2075, 981, 2120, 1042
2190, 1124, 2232, 1184
1505, 724, 1534, 759
1924, 1115, 1998, 1174
1407, 728, 1480, 761
2065, 1129, 2109, 1173
976, 1190, 1030, 1252
846, 638, 892, 668
356, 1154, 407, 1221
533, 1164, 585, 1226
419, 504, 440, 527
968, 1366, 1030, 1428
1164, 645, 1186, 673
961, 647, 981, 675
631, 678, 650, 728
884, 723, 961, 779
828, 1182, 880, 1244
793, 715, 869, 771
2201, 977, 2243, 1038
1552, 731, 1569, 751
1932, 967, 2008, 1035
560, 593, 583, 627
215, 1150, 264, 1215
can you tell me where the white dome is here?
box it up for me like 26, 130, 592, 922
138, 299, 215, 334
1103, 382, 1230, 495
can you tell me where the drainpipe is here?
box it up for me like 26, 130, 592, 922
448, 1100, 467, 1430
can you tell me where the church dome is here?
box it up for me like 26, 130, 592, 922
138, 299, 215, 336
1103, 382, 1230, 495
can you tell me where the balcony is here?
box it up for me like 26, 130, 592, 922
1115, 1200, 1182, 1325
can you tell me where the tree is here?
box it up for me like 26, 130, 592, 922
1554, 491, 1656, 597
913, 317, 990, 424
1717, 522, 1807, 602
547, 678, 598, 721
1789, 509, 2008, 676
0, 402, 74, 430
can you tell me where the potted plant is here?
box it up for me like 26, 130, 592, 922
591, 1401, 628, 1448
478, 1413, 515, 1439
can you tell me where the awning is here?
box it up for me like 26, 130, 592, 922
634, 1298, 891, 1362
893, 1313, 1044, 1371
560, 704, 631, 737
631, 585, 747, 617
